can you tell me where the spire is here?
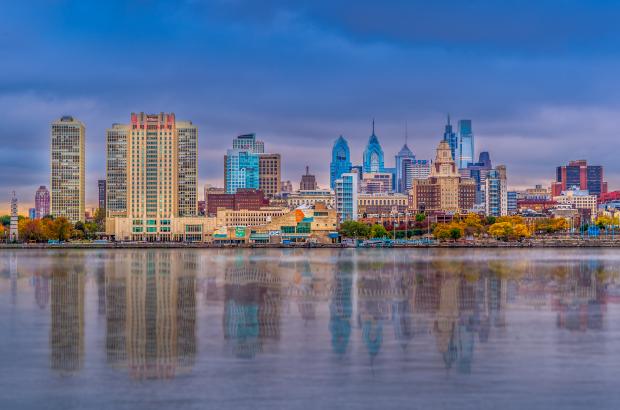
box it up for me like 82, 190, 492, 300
447, 113, 451, 126
305, 165, 309, 175
372, 118, 375, 135
405, 120, 408, 146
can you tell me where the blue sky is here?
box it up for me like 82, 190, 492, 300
2, 0, 620, 210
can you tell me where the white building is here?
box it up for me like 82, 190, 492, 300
335, 173, 358, 223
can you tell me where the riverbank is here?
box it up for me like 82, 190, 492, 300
2, 238, 620, 249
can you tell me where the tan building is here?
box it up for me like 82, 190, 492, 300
409, 140, 476, 213
252, 203, 338, 244
215, 207, 289, 227
553, 189, 597, 220
287, 189, 335, 209
259, 153, 281, 197
105, 113, 202, 241
361, 172, 393, 194
51, 116, 85, 222
357, 193, 408, 216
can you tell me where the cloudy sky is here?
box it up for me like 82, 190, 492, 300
2, 0, 620, 212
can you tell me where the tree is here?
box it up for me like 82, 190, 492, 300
18, 218, 46, 242
370, 224, 389, 239
488, 222, 514, 240
513, 223, 531, 239
485, 216, 496, 226
415, 213, 426, 222
463, 213, 484, 236
94, 208, 106, 231
339, 221, 370, 239
48, 217, 74, 241
449, 226, 463, 240
433, 223, 451, 241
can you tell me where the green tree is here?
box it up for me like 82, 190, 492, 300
415, 213, 426, 222
449, 227, 463, 240
339, 221, 370, 239
370, 224, 389, 238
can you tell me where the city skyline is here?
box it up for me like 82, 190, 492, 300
4, 1, 620, 211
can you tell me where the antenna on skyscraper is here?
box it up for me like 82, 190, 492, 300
372, 118, 375, 135
447, 113, 451, 126
405, 120, 408, 145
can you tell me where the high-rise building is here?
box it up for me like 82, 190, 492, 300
330, 136, 352, 190
395, 143, 415, 193
462, 151, 493, 205
457, 120, 474, 169
34, 185, 50, 219
401, 159, 431, 193
361, 172, 393, 194
105, 113, 210, 241
507, 191, 518, 215
442, 115, 458, 167
552, 160, 606, 197
232, 133, 264, 153
258, 153, 281, 197
300, 166, 318, 191
225, 149, 260, 194
10, 191, 18, 242
29, 208, 36, 220
409, 140, 476, 213
98, 180, 106, 211
485, 165, 508, 217
335, 173, 358, 223
51, 116, 85, 222
363, 121, 384, 173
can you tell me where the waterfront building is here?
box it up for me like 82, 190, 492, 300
232, 133, 264, 153
206, 188, 269, 216
215, 207, 289, 228
409, 140, 476, 213
335, 173, 359, 223
300, 165, 318, 191
553, 188, 597, 219
357, 193, 408, 216
361, 172, 393, 194
225, 149, 260, 194
507, 191, 518, 215
485, 165, 508, 217
442, 115, 459, 167
363, 122, 385, 173
457, 120, 474, 169
258, 153, 281, 198
400, 158, 431, 193
552, 160, 606, 197
98, 179, 106, 211
395, 143, 415, 193
10, 192, 18, 242
330, 136, 352, 190
287, 189, 335, 209
34, 185, 50, 219
105, 113, 207, 241
51, 115, 85, 222
461, 151, 493, 205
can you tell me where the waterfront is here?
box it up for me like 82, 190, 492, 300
2, 248, 620, 410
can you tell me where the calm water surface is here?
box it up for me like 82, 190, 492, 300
2, 248, 620, 410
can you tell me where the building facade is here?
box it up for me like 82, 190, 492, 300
177, 121, 199, 216
215, 207, 289, 227
98, 179, 106, 211
461, 151, 493, 205
553, 188, 597, 219
10, 192, 18, 241
232, 133, 264, 153
485, 165, 508, 217
409, 140, 476, 213
258, 153, 281, 197
401, 159, 431, 193
34, 185, 50, 219
442, 115, 458, 167
225, 149, 260, 194
335, 173, 359, 223
457, 120, 474, 169
357, 193, 408, 216
395, 144, 415, 193
51, 116, 85, 222
330, 136, 352, 190
206, 189, 269, 216
363, 122, 385, 173
286, 189, 335, 209
552, 160, 606, 197
361, 172, 393, 194
299, 166, 318, 190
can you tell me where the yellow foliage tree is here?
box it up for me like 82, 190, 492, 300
513, 223, 531, 239
488, 222, 514, 240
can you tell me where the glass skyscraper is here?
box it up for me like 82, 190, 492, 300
330, 136, 352, 190
395, 144, 415, 193
442, 115, 458, 165
363, 122, 384, 173
457, 119, 474, 169
225, 149, 260, 194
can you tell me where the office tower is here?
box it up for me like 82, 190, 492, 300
552, 160, 606, 197
442, 115, 458, 167
330, 136, 352, 189
485, 165, 508, 217
10, 192, 18, 241
463, 151, 493, 205
225, 149, 260, 194
29, 208, 36, 219
300, 166, 318, 190
233, 133, 264, 153
177, 121, 199, 216
395, 143, 415, 193
409, 140, 476, 213
401, 159, 431, 193
258, 153, 281, 197
34, 185, 50, 219
361, 173, 393, 194
51, 116, 85, 222
105, 113, 206, 241
335, 173, 358, 223
363, 121, 385, 173
98, 179, 106, 211
507, 191, 518, 215
457, 120, 474, 169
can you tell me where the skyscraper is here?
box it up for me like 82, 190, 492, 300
335, 173, 358, 223
10, 191, 18, 242
552, 160, 606, 197
395, 143, 415, 193
98, 180, 106, 211
105, 124, 128, 218
225, 149, 260, 194
457, 120, 474, 169
300, 166, 318, 190
177, 121, 199, 216
330, 136, 352, 190
258, 154, 281, 197
400, 159, 431, 193
363, 121, 385, 173
51, 116, 85, 223
34, 185, 50, 219
232, 133, 264, 153
462, 151, 493, 205
442, 115, 458, 167
485, 165, 508, 217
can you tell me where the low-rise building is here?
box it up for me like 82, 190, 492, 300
553, 188, 597, 220
108, 216, 216, 242
361, 172, 393, 194
357, 193, 408, 216
215, 207, 289, 227
206, 188, 269, 216
286, 189, 335, 209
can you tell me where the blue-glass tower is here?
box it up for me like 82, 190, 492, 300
457, 119, 474, 169
225, 149, 259, 194
395, 143, 415, 193
330, 136, 352, 190
363, 121, 385, 173
443, 115, 458, 163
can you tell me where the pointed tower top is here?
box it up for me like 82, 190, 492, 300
405, 120, 408, 145
447, 113, 451, 126
372, 118, 375, 135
